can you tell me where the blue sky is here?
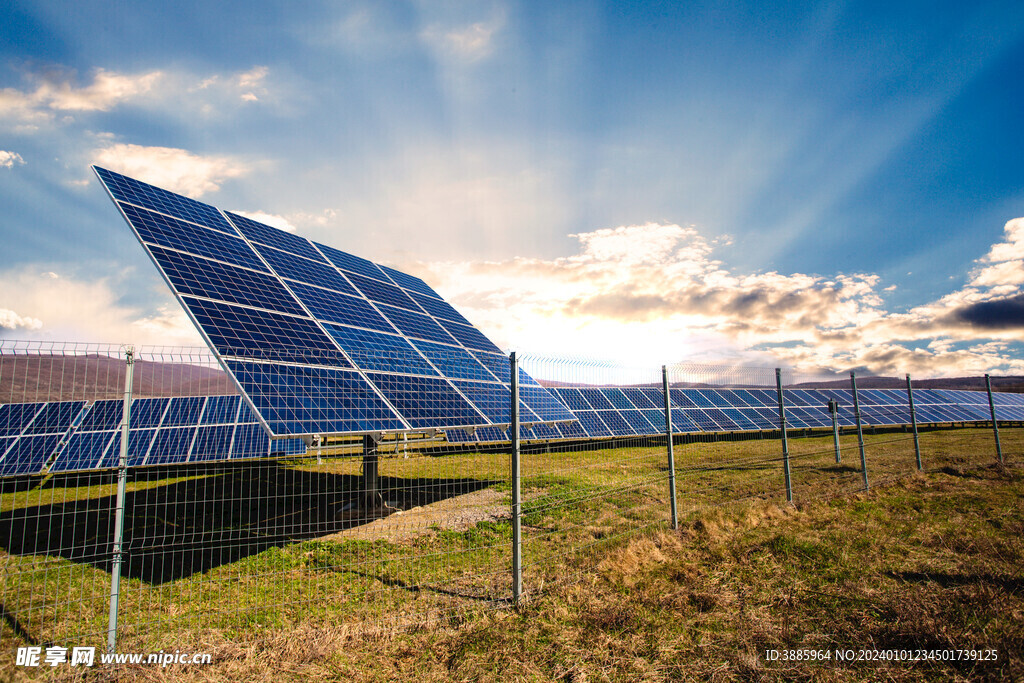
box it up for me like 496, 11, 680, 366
1, 0, 1023, 377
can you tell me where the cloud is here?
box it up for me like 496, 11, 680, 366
405, 217, 1024, 377
0, 68, 161, 128
92, 143, 250, 197
0, 308, 42, 331
0, 266, 202, 346
194, 65, 270, 103
952, 294, 1024, 330
0, 65, 276, 132
0, 150, 25, 168
419, 6, 504, 64
232, 210, 298, 233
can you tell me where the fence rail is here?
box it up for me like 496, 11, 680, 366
0, 339, 1017, 660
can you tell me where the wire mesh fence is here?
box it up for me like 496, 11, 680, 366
0, 339, 1018, 668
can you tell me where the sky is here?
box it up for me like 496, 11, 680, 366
1, 0, 1023, 379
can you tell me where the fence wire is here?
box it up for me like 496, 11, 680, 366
0, 339, 1017, 667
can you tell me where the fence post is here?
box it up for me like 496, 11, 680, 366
775, 369, 793, 503
985, 374, 1004, 466
107, 346, 135, 654
850, 372, 869, 491
661, 366, 678, 530
906, 374, 922, 470
510, 352, 522, 604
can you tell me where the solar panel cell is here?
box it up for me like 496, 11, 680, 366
226, 212, 327, 262
186, 297, 351, 366
23, 401, 85, 434
407, 291, 472, 325
347, 273, 421, 311
97, 167, 235, 234
228, 362, 405, 435
368, 373, 486, 429
149, 245, 306, 316
412, 340, 495, 382
286, 282, 396, 333
120, 203, 268, 272
314, 243, 390, 281
252, 243, 358, 295
0, 435, 61, 476
322, 324, 437, 376
438, 320, 502, 354
377, 304, 459, 344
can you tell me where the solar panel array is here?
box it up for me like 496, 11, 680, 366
0, 387, 1021, 475
94, 167, 574, 438
447, 386, 1024, 442
0, 396, 306, 476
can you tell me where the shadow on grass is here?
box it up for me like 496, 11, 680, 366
887, 570, 1024, 593
0, 461, 498, 585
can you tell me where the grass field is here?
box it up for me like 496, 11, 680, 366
0, 425, 1021, 681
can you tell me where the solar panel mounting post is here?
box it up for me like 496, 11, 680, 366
906, 375, 922, 470
985, 374, 1004, 466
775, 369, 793, 503
850, 372, 869, 491
362, 434, 382, 512
107, 346, 134, 654
827, 399, 841, 464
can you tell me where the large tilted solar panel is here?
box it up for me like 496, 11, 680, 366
94, 167, 574, 439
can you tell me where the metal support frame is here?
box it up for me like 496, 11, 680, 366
362, 434, 381, 511
661, 366, 678, 530
906, 374, 922, 470
775, 368, 793, 503
107, 347, 135, 654
828, 399, 841, 464
510, 352, 522, 604
850, 372, 869, 491
985, 374, 1004, 465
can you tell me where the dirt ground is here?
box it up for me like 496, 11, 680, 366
325, 487, 510, 543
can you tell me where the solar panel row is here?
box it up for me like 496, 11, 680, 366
445, 386, 1024, 442
1, 387, 1021, 474
94, 167, 574, 438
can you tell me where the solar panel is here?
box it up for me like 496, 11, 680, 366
95, 166, 574, 440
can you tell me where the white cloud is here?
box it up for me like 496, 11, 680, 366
0, 69, 161, 127
0, 65, 276, 132
92, 143, 250, 197
232, 210, 298, 233
422, 22, 498, 60
419, 6, 504, 64
0, 150, 25, 168
0, 308, 42, 331
406, 217, 1024, 377
0, 266, 201, 346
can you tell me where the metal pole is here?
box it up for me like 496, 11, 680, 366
829, 400, 841, 464
985, 374, 1004, 466
850, 372, 869, 491
661, 366, 678, 530
510, 352, 522, 603
775, 369, 793, 503
107, 346, 135, 654
362, 435, 380, 512
906, 374, 922, 470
